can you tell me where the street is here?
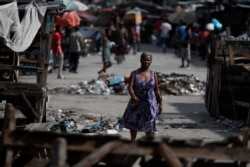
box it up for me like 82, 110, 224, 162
21, 43, 240, 142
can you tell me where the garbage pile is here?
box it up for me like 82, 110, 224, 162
157, 72, 206, 95
45, 108, 247, 135
46, 108, 125, 135
47, 73, 126, 95
46, 72, 206, 96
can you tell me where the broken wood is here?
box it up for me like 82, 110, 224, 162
73, 141, 123, 167
21, 92, 40, 120
158, 143, 182, 167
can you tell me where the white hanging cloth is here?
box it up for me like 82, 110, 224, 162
0, 1, 47, 52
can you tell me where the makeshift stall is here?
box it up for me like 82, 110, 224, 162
0, 1, 64, 126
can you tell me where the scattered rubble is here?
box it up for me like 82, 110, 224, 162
46, 108, 125, 135
46, 72, 206, 96
44, 107, 248, 136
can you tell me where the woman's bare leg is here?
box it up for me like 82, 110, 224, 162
130, 129, 137, 142
146, 132, 154, 138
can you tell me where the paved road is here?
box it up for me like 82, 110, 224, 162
21, 43, 239, 142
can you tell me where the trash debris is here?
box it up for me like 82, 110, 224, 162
47, 72, 206, 96
216, 117, 245, 129
158, 72, 206, 96
46, 108, 121, 135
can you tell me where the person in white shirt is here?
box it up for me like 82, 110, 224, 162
160, 19, 172, 53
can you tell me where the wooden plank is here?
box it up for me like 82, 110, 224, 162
20, 59, 39, 64
226, 27, 235, 65
225, 40, 250, 45
226, 75, 250, 82
19, 158, 49, 167
20, 92, 40, 120
109, 143, 154, 155
234, 100, 250, 108
158, 143, 182, 167
3, 130, 120, 151
3, 129, 250, 162
49, 138, 68, 167
3, 103, 16, 167
210, 59, 221, 117
0, 64, 43, 72
0, 89, 44, 96
231, 46, 250, 60
172, 147, 250, 162
214, 40, 221, 59
0, 82, 42, 89
73, 141, 123, 167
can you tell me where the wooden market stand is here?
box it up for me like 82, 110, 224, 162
205, 27, 250, 124
0, 0, 64, 125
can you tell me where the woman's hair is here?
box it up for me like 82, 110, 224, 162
140, 52, 152, 60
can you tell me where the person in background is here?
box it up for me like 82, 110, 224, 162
98, 29, 112, 74
118, 22, 129, 61
127, 20, 138, 55
160, 18, 172, 53
176, 20, 187, 57
198, 25, 210, 60
51, 25, 65, 79
135, 23, 141, 52
69, 26, 84, 73
119, 52, 163, 142
179, 25, 191, 68
153, 17, 164, 46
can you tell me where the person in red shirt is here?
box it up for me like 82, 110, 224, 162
51, 25, 65, 79
153, 17, 164, 46
198, 26, 210, 60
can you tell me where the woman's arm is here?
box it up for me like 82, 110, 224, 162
128, 72, 139, 104
154, 72, 162, 114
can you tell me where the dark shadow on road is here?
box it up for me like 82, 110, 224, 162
159, 100, 239, 139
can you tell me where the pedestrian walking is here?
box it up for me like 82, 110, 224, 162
153, 17, 164, 46
51, 25, 65, 79
69, 26, 84, 73
118, 22, 129, 62
160, 18, 172, 53
119, 52, 163, 142
179, 26, 191, 68
176, 20, 187, 57
198, 25, 210, 60
98, 29, 112, 74
127, 20, 138, 55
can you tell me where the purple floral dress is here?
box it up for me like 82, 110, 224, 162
120, 70, 158, 132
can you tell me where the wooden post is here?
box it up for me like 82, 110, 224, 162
48, 138, 69, 167
3, 103, 16, 167
157, 143, 182, 167
210, 59, 221, 118
73, 141, 123, 167
226, 27, 235, 65
20, 92, 40, 121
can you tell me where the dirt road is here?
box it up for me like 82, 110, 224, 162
22, 43, 240, 142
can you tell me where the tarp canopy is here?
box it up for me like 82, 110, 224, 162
63, 0, 89, 11
168, 12, 197, 24
0, 1, 47, 52
56, 11, 80, 27
76, 10, 97, 22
